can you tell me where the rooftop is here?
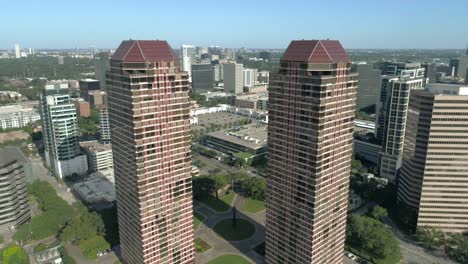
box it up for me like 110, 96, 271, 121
207, 124, 267, 150
0, 146, 27, 167
112, 40, 177, 62
282, 40, 349, 63
80, 141, 112, 153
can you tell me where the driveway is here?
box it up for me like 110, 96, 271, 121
65, 243, 118, 264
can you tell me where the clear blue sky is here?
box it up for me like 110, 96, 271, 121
1, 0, 467, 50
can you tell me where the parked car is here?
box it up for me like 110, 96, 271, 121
346, 252, 357, 260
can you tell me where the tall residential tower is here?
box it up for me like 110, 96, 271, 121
376, 62, 425, 181
40, 81, 88, 178
108, 40, 193, 264
266, 40, 357, 263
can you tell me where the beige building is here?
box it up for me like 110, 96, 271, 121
398, 85, 468, 233
223, 63, 244, 94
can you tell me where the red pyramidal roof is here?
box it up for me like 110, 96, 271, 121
111, 40, 176, 62
282, 40, 349, 63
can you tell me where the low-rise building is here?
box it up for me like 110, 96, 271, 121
348, 191, 363, 211
73, 170, 115, 205
80, 141, 113, 172
0, 91, 22, 102
0, 104, 40, 129
74, 98, 90, 117
205, 124, 267, 159
353, 139, 381, 164
35, 245, 62, 264
235, 96, 258, 110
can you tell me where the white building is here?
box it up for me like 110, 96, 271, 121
243, 68, 258, 87
181, 44, 196, 81
81, 141, 113, 172
40, 81, 87, 178
14, 44, 20, 59
0, 104, 40, 129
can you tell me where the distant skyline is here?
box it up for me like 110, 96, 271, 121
1, 0, 467, 50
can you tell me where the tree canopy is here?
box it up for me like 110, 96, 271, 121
240, 177, 266, 201
60, 211, 105, 242
369, 205, 388, 220
346, 214, 400, 260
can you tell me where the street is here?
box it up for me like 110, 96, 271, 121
355, 202, 455, 264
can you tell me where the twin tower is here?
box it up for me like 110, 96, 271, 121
107, 40, 356, 264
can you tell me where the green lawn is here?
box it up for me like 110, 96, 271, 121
79, 235, 110, 260
243, 198, 265, 213
194, 237, 212, 253
199, 193, 235, 212
194, 211, 205, 230
346, 245, 401, 264
207, 254, 251, 264
1, 244, 28, 264
214, 218, 255, 241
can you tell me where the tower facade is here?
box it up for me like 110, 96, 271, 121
376, 62, 425, 181
398, 85, 468, 233
40, 81, 88, 178
181, 45, 196, 81
107, 40, 193, 264
265, 40, 357, 264
223, 62, 244, 94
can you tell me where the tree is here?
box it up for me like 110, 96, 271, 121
444, 233, 468, 263
60, 211, 105, 243
415, 226, 445, 250
1, 244, 28, 264
234, 152, 254, 168
212, 175, 228, 199
369, 205, 388, 220
192, 176, 216, 199
346, 215, 400, 259
240, 177, 267, 201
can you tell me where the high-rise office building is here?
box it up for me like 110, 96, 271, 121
243, 68, 258, 87
466, 68, 468, 85
266, 40, 357, 264
458, 48, 468, 80
14, 44, 20, 59
191, 64, 213, 93
0, 147, 30, 233
398, 84, 468, 233
212, 64, 222, 82
41, 81, 88, 178
225, 48, 236, 60
422, 62, 438, 84
79, 79, 100, 101
352, 62, 381, 111
181, 45, 196, 81
449, 58, 460, 78
223, 63, 244, 94
94, 52, 110, 91
108, 40, 193, 264
97, 104, 111, 145
376, 62, 425, 181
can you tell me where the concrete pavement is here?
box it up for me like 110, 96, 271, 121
30, 160, 76, 205
194, 194, 265, 264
